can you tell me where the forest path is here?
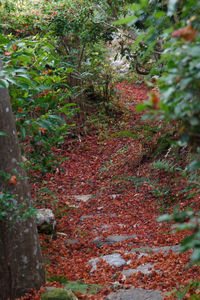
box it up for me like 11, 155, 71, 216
37, 81, 198, 299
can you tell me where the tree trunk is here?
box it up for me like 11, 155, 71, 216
0, 59, 45, 300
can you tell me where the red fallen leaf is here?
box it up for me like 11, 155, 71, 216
4, 51, 12, 56
8, 175, 17, 186
152, 92, 160, 109
12, 44, 17, 51
35, 107, 40, 112
38, 127, 47, 134
172, 24, 198, 42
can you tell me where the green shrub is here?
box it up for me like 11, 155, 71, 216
119, 0, 200, 265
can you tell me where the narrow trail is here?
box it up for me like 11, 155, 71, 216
34, 82, 199, 299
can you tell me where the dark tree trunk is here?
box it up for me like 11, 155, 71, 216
0, 59, 45, 300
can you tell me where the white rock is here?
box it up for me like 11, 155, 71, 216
74, 195, 92, 202
36, 208, 56, 229
106, 287, 163, 300
89, 253, 127, 272
122, 263, 156, 277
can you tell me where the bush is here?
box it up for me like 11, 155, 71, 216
119, 0, 200, 265
0, 27, 76, 175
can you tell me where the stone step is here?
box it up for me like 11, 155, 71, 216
106, 287, 163, 300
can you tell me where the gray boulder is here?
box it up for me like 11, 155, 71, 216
106, 287, 163, 300
36, 208, 56, 234
89, 253, 127, 272
74, 194, 92, 202
122, 263, 156, 277
129, 245, 180, 255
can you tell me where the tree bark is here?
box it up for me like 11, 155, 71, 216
0, 59, 45, 300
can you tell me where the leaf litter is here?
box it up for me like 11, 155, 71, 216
21, 81, 200, 299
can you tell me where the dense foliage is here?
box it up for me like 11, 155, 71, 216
119, 0, 200, 267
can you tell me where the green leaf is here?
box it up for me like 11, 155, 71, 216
181, 234, 197, 250
190, 47, 200, 57
21, 127, 26, 139
190, 248, 200, 264
128, 3, 141, 11
188, 160, 200, 172
110, 130, 136, 138
154, 11, 166, 18
174, 223, 196, 231
37, 120, 51, 131
180, 78, 192, 90
190, 117, 199, 126
7, 78, 17, 85
49, 114, 65, 124
136, 102, 151, 112
157, 214, 172, 222
0, 78, 9, 88
131, 33, 146, 52
17, 74, 31, 80
114, 15, 137, 25
0, 131, 8, 136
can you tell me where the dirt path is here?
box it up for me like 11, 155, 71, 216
34, 82, 199, 299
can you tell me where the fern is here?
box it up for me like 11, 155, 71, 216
151, 159, 179, 173
110, 130, 138, 138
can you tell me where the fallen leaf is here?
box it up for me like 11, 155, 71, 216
4, 51, 12, 56
12, 44, 17, 51
8, 175, 17, 186
152, 92, 160, 109
38, 127, 47, 134
172, 24, 198, 42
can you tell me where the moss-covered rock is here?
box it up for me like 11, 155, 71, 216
41, 288, 77, 300
64, 280, 103, 295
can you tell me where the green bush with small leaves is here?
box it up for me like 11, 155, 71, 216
119, 0, 200, 266
0, 28, 76, 176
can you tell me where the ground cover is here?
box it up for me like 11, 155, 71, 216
20, 81, 200, 299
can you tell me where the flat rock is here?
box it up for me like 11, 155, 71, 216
122, 263, 156, 277
64, 239, 79, 245
92, 237, 105, 248
110, 214, 117, 218
65, 201, 80, 208
80, 215, 93, 220
106, 234, 137, 243
130, 245, 180, 255
101, 224, 111, 229
74, 195, 92, 202
152, 245, 180, 254
106, 287, 163, 300
89, 253, 127, 272
92, 234, 138, 248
